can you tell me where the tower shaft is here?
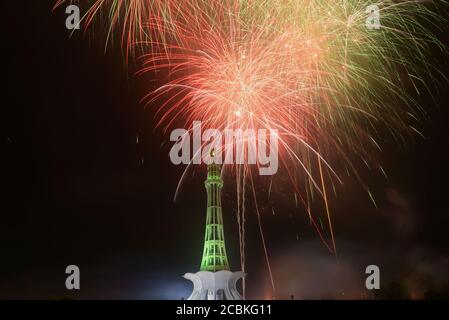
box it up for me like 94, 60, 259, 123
200, 163, 230, 272
183, 160, 244, 300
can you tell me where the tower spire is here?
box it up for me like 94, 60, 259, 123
200, 150, 230, 271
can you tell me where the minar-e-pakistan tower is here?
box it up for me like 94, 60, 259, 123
184, 150, 244, 300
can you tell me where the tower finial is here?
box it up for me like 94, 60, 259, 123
209, 148, 217, 164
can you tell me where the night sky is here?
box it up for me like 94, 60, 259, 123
1, 2, 448, 299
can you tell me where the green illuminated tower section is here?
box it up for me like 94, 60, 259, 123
200, 161, 230, 272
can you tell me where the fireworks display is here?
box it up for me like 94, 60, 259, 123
54, 0, 447, 295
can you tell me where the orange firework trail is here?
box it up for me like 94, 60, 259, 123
54, 0, 448, 295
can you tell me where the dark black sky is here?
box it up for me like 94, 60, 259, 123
0, 2, 448, 299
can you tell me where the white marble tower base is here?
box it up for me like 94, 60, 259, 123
183, 270, 245, 300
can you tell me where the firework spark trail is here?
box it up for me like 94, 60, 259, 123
241, 166, 247, 299
318, 153, 338, 259
54, 0, 447, 295
235, 164, 246, 298
54, 0, 176, 57
249, 169, 276, 296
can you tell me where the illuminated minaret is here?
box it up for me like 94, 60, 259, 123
183, 150, 244, 300
200, 159, 229, 271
